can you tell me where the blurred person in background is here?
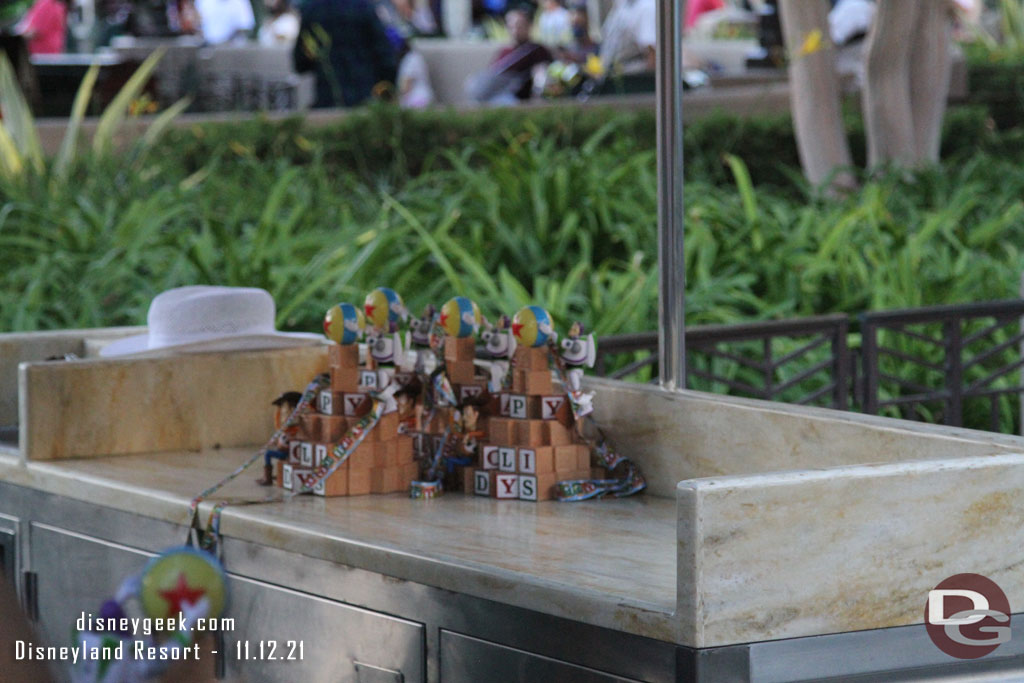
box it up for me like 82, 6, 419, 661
392, 30, 434, 107
196, 0, 255, 43
259, 0, 299, 45
16, 0, 67, 54
598, 0, 655, 74
466, 5, 551, 103
555, 3, 596, 62
392, 0, 437, 35
536, 0, 570, 46
685, 0, 724, 29
294, 0, 397, 107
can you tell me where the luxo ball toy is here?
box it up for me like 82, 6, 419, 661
512, 305, 556, 348
323, 302, 365, 345
364, 287, 406, 332
439, 296, 482, 338
139, 547, 227, 625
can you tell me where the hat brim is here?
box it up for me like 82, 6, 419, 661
98, 331, 325, 358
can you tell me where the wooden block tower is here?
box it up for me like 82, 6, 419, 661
280, 301, 417, 497
467, 306, 594, 502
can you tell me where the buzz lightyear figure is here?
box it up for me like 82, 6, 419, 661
560, 321, 596, 417
481, 315, 517, 392
368, 329, 404, 413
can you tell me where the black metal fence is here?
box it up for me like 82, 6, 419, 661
595, 300, 1024, 434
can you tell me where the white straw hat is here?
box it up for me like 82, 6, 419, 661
99, 286, 323, 358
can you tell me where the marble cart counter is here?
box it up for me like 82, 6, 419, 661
6, 335, 1024, 659
0, 448, 680, 644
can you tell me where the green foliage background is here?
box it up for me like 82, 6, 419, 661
4, 104, 1024, 337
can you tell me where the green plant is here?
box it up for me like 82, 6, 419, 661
0, 49, 189, 183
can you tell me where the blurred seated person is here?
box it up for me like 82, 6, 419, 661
393, 32, 434, 107
393, 0, 438, 35
554, 3, 596, 63
16, 0, 67, 54
598, 0, 655, 74
466, 6, 551, 104
294, 0, 398, 107
258, 0, 299, 45
536, 0, 570, 46
196, 0, 255, 44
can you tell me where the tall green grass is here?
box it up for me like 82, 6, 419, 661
4, 107, 1024, 428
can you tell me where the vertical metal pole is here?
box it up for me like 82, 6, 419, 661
657, 0, 686, 390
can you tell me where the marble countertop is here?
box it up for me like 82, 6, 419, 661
0, 447, 680, 643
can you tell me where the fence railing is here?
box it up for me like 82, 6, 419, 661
595, 300, 1024, 434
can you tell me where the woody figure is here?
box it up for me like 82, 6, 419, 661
257, 391, 302, 486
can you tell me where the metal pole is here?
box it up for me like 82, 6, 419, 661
657, 0, 686, 390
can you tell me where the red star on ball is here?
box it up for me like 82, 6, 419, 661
158, 572, 206, 617
439, 310, 450, 329
323, 318, 332, 336
512, 321, 524, 338
365, 304, 376, 320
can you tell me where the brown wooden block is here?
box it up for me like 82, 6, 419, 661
328, 343, 360, 369
497, 446, 516, 472
351, 415, 380, 443
502, 394, 541, 419
480, 444, 501, 470
545, 420, 572, 446
518, 473, 558, 501
355, 369, 379, 393
319, 447, 348, 473
320, 415, 347, 442
444, 336, 476, 362
446, 360, 478, 384
395, 435, 414, 464
518, 446, 555, 474
463, 466, 476, 493
318, 470, 348, 496
515, 419, 547, 446
402, 462, 419, 487
554, 445, 578, 473
347, 442, 376, 470
296, 442, 315, 468
376, 411, 399, 439
316, 391, 338, 416
591, 467, 608, 479
348, 468, 372, 495
342, 393, 371, 417
473, 469, 496, 496
378, 439, 398, 467
299, 413, 321, 441
536, 472, 560, 500
291, 467, 318, 492
487, 418, 516, 444
494, 473, 519, 499
330, 365, 360, 392
510, 370, 525, 394
370, 468, 389, 494
521, 370, 553, 395
513, 346, 549, 370
274, 459, 284, 487
540, 395, 569, 421
569, 469, 591, 481
281, 463, 298, 490
576, 444, 592, 471
455, 382, 486, 404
